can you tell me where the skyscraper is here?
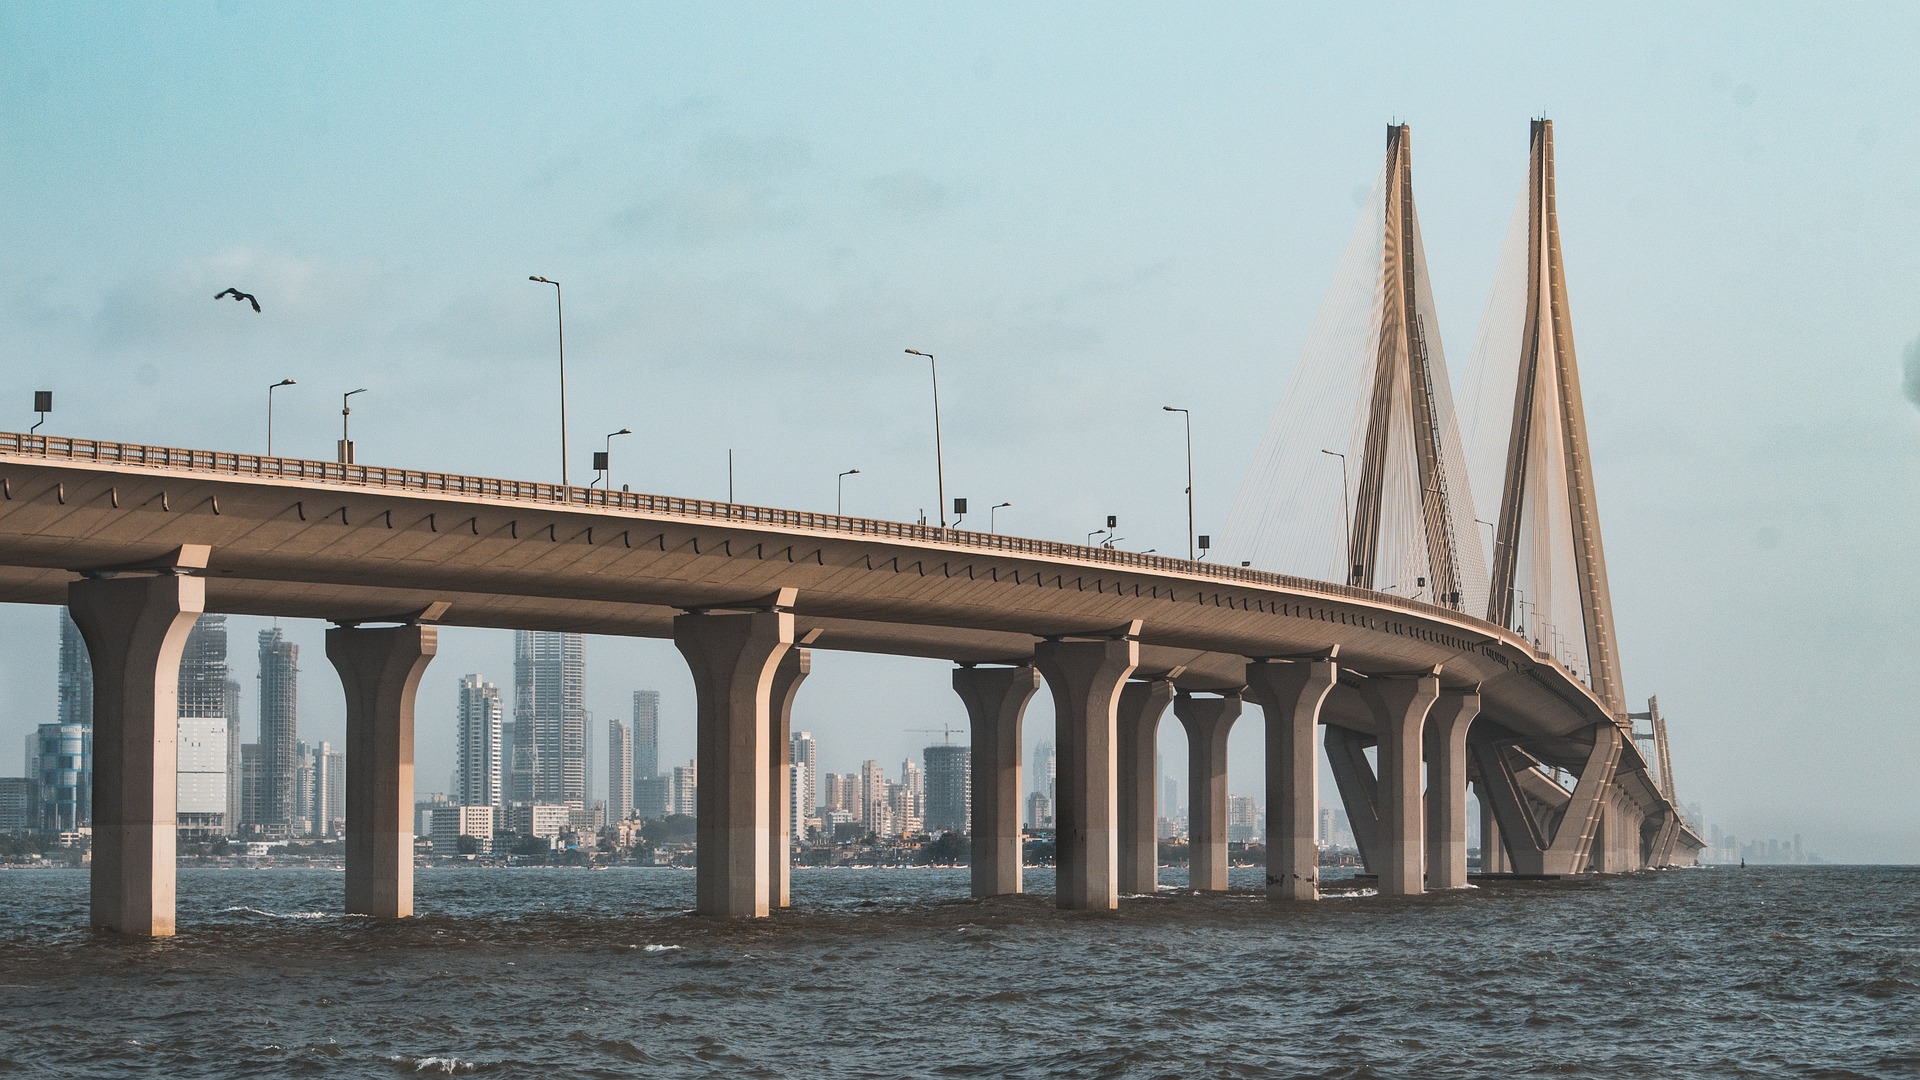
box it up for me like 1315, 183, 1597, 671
790, 731, 817, 826
257, 628, 300, 834
608, 718, 632, 824
514, 631, 585, 804
57, 608, 92, 728
456, 674, 503, 809
923, 744, 970, 834
631, 689, 660, 786
314, 740, 344, 836
43, 608, 95, 832
177, 616, 231, 836
1032, 740, 1056, 805
224, 676, 243, 837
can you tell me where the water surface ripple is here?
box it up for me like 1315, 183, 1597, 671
1, 865, 1914, 1077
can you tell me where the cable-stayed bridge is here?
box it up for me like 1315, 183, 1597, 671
0, 119, 1701, 935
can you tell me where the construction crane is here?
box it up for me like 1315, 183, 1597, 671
908, 724, 968, 747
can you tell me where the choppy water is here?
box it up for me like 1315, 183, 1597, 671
0, 865, 1914, 1078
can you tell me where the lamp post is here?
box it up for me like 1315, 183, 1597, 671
338, 388, 368, 464
266, 379, 295, 456
529, 276, 570, 486
1163, 406, 1195, 561
837, 468, 860, 515
903, 348, 947, 528
990, 501, 1011, 534
1321, 449, 1351, 582
597, 428, 632, 489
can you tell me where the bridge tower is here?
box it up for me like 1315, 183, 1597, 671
1482, 119, 1626, 714
1346, 124, 1475, 611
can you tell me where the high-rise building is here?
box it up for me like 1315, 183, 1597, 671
670, 761, 698, 817
430, 804, 495, 856
239, 743, 264, 827
608, 719, 632, 823
859, 759, 889, 835
790, 731, 817, 820
33, 723, 90, 834
176, 717, 228, 840
788, 757, 810, 841
257, 628, 300, 834
923, 744, 970, 834
57, 608, 92, 728
293, 740, 317, 835
1026, 789, 1054, 830
634, 774, 671, 819
514, 631, 586, 804
224, 677, 243, 837
1162, 776, 1180, 821
456, 675, 503, 809
1032, 741, 1056, 805
631, 690, 660, 784
314, 740, 343, 837
1227, 795, 1259, 844
0, 777, 36, 832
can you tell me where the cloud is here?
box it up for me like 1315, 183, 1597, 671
1905, 336, 1920, 410
861, 171, 954, 223
611, 135, 813, 243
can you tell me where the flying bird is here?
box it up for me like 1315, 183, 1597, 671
214, 288, 261, 312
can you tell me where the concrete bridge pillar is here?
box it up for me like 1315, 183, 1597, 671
1115, 679, 1173, 896
1476, 780, 1508, 873
1361, 671, 1440, 897
1245, 658, 1337, 900
767, 647, 810, 909
952, 663, 1039, 898
69, 572, 204, 937
1325, 725, 1380, 872
675, 609, 793, 918
1423, 690, 1480, 890
1034, 636, 1138, 911
1175, 693, 1242, 893
330, 623, 435, 919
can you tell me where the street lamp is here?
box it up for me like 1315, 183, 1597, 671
837, 468, 860, 515
903, 348, 947, 528
1321, 449, 1351, 583
266, 379, 295, 456
338, 388, 368, 464
594, 428, 632, 489
529, 275, 570, 487
1163, 406, 1195, 561
990, 501, 1011, 534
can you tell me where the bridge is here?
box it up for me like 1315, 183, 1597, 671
0, 119, 1702, 935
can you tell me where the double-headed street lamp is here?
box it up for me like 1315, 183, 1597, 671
837, 469, 860, 515
266, 378, 295, 456
1163, 406, 1195, 561
595, 428, 632, 489
903, 348, 947, 528
529, 276, 570, 486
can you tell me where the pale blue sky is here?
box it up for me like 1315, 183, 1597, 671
3, 3, 1915, 860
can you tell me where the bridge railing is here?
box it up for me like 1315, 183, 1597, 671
0, 430, 1481, 626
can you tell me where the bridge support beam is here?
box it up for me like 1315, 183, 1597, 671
1361, 671, 1440, 897
1116, 679, 1173, 896
676, 609, 793, 918
1034, 636, 1138, 911
767, 647, 809, 909
70, 572, 204, 937
1175, 692, 1242, 893
1423, 690, 1480, 890
953, 663, 1039, 898
329, 622, 436, 919
1325, 725, 1380, 872
1246, 658, 1337, 900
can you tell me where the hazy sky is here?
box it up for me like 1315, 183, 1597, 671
2, 4, 1915, 861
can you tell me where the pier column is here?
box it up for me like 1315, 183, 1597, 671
675, 608, 793, 918
1476, 778, 1507, 873
1325, 725, 1380, 871
1034, 636, 1138, 911
953, 664, 1040, 897
1360, 670, 1439, 897
329, 622, 436, 919
69, 571, 204, 937
1174, 693, 1242, 893
768, 647, 810, 909
1245, 657, 1338, 900
1115, 678, 1173, 896
1423, 689, 1480, 890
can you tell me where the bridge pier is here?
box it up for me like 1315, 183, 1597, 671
767, 647, 810, 909
1174, 692, 1241, 893
1476, 778, 1508, 873
1033, 636, 1138, 911
1115, 679, 1173, 896
675, 608, 793, 918
953, 664, 1040, 897
1423, 690, 1480, 890
1361, 671, 1440, 897
328, 622, 435, 919
1246, 658, 1338, 900
1325, 725, 1381, 872
69, 571, 204, 937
